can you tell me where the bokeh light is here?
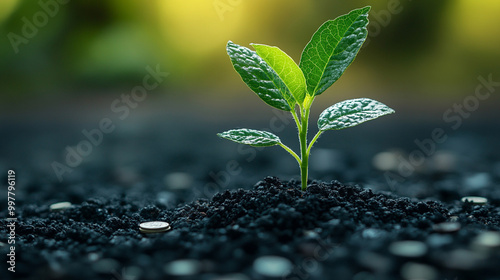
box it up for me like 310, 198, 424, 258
0, 0, 499, 109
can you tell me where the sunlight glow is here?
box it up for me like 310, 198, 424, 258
448, 0, 500, 53
0, 0, 19, 23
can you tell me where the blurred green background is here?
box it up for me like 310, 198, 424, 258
1, 0, 499, 116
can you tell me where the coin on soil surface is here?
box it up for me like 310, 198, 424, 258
432, 222, 461, 233
461, 196, 488, 205
50, 202, 72, 211
139, 221, 171, 233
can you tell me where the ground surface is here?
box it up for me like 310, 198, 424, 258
0, 115, 499, 280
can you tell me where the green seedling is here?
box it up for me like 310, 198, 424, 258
218, 6, 395, 191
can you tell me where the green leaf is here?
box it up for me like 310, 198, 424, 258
318, 98, 394, 131
217, 129, 282, 147
300, 6, 370, 96
226, 41, 292, 111
252, 44, 307, 105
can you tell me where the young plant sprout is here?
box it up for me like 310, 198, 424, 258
218, 6, 395, 191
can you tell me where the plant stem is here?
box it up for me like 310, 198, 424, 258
299, 107, 310, 191
278, 143, 301, 165
307, 130, 323, 155
291, 107, 302, 132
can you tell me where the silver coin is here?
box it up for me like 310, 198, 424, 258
472, 231, 500, 250
139, 221, 171, 233
140, 226, 171, 234
433, 222, 461, 233
389, 241, 428, 258
461, 196, 488, 205
50, 202, 72, 211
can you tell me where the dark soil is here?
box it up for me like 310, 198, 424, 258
1, 118, 499, 280
1, 176, 500, 280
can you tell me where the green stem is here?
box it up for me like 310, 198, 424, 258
291, 107, 301, 131
278, 143, 301, 165
299, 107, 310, 191
307, 130, 323, 155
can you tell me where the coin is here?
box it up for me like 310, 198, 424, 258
50, 202, 72, 211
389, 241, 428, 258
139, 221, 171, 233
432, 222, 461, 233
472, 231, 500, 250
461, 196, 488, 205
140, 226, 171, 234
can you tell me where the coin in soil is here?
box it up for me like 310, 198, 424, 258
50, 202, 72, 211
432, 222, 461, 233
472, 231, 500, 251
389, 241, 428, 258
460, 196, 488, 205
139, 221, 171, 233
